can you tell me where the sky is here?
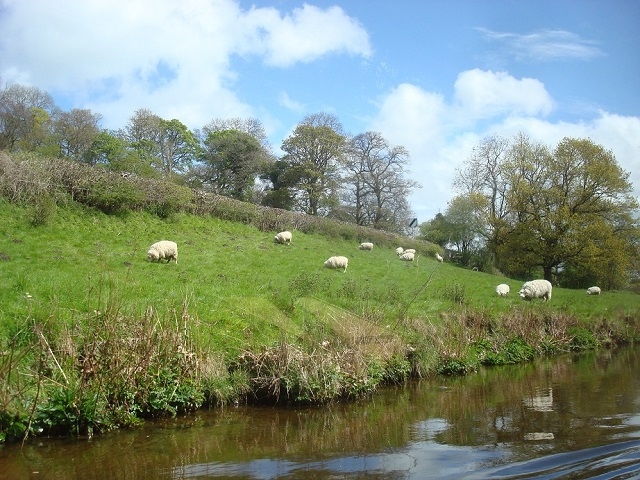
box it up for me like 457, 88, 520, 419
1, 0, 639, 221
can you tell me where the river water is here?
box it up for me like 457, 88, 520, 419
1, 346, 639, 479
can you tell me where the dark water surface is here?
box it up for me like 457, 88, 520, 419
1, 347, 639, 479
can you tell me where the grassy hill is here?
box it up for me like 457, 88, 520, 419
1, 155, 639, 441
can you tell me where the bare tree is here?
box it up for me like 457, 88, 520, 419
342, 131, 418, 231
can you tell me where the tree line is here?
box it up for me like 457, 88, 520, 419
420, 134, 640, 290
0, 82, 418, 234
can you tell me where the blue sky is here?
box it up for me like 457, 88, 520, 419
1, 0, 638, 220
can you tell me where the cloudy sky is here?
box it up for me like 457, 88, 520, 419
1, 0, 639, 220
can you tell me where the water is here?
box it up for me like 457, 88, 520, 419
1, 347, 639, 479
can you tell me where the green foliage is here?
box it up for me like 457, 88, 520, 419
568, 327, 598, 351
475, 337, 536, 366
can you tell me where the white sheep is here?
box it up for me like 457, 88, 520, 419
359, 242, 374, 251
435, 253, 444, 262
274, 231, 292, 244
395, 247, 404, 256
147, 240, 178, 264
324, 256, 349, 272
496, 284, 510, 296
518, 279, 552, 302
399, 252, 414, 261
586, 286, 601, 295
404, 248, 416, 255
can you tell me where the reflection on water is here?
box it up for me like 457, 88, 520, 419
1, 347, 639, 479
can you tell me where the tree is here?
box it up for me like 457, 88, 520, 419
453, 135, 511, 265
202, 117, 271, 152
419, 213, 450, 247
342, 131, 418, 231
54, 108, 102, 161
123, 109, 198, 177
279, 113, 347, 215
198, 129, 266, 201
260, 159, 295, 210
84, 130, 154, 175
420, 193, 487, 266
0, 83, 56, 151
503, 136, 638, 284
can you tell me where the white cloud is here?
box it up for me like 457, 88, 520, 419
278, 91, 305, 113
477, 28, 604, 62
368, 70, 640, 221
453, 69, 554, 120
0, 0, 371, 129
242, 4, 372, 67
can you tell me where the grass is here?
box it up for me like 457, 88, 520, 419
0, 196, 639, 441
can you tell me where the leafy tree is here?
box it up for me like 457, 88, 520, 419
198, 129, 266, 201
84, 131, 154, 175
279, 113, 347, 215
0, 83, 56, 151
123, 110, 198, 177
455, 134, 639, 286
122, 108, 162, 164
504, 136, 638, 284
260, 159, 295, 210
202, 117, 271, 151
54, 108, 102, 161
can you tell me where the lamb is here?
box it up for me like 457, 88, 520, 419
359, 242, 374, 251
395, 247, 404, 256
147, 240, 178, 264
496, 284, 510, 296
324, 256, 349, 272
399, 252, 415, 261
274, 231, 292, 244
518, 279, 552, 302
586, 286, 601, 295
435, 253, 444, 262
404, 248, 416, 255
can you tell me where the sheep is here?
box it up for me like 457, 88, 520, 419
518, 279, 552, 302
395, 247, 404, 256
147, 240, 178, 264
399, 252, 415, 261
496, 284, 510, 296
586, 286, 601, 295
274, 231, 292, 244
359, 242, 374, 251
404, 248, 416, 255
324, 256, 349, 272
435, 253, 444, 262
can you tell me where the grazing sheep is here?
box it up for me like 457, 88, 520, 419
395, 247, 404, 256
359, 242, 374, 251
399, 252, 415, 261
404, 248, 416, 255
435, 253, 444, 262
496, 284, 510, 296
274, 231, 292, 244
586, 286, 601, 295
147, 240, 178, 264
518, 279, 552, 302
324, 256, 349, 272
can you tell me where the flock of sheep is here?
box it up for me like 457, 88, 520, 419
146, 234, 602, 300
495, 279, 601, 301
